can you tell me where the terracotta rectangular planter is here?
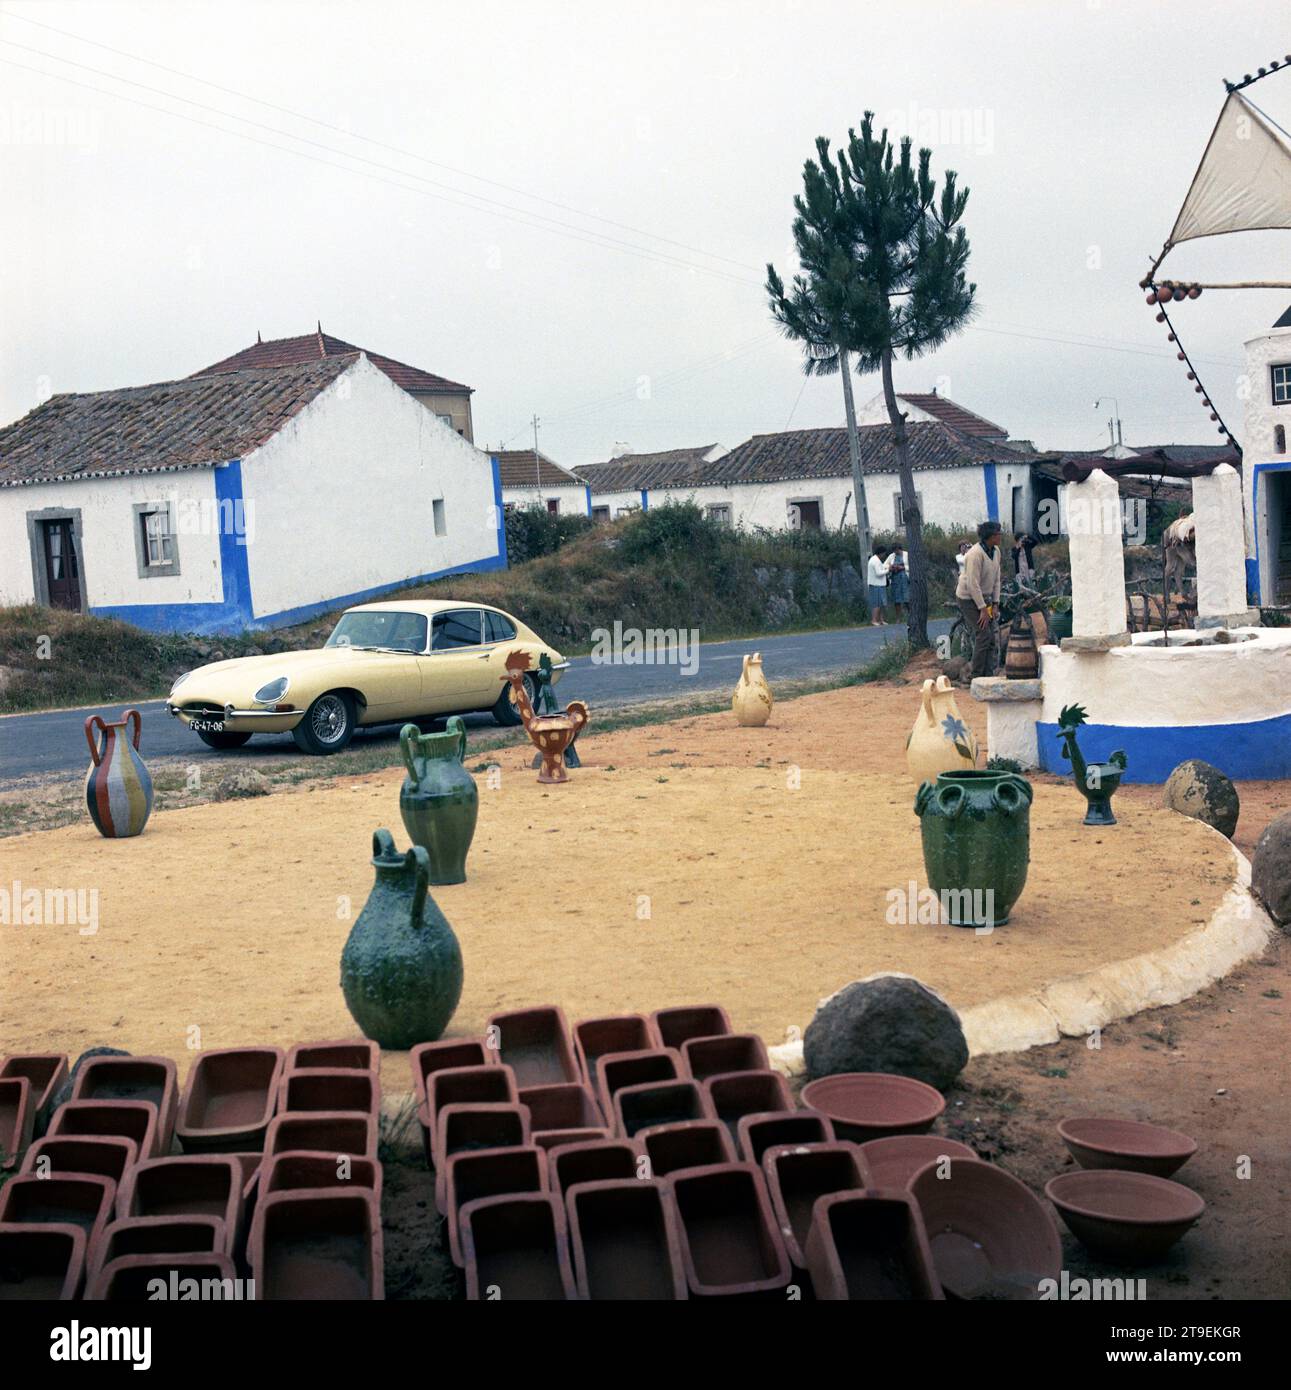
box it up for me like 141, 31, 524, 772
87, 1251, 240, 1301
20, 1135, 139, 1185
650, 1005, 732, 1051
88, 1215, 226, 1284
277, 1068, 380, 1118
264, 1112, 378, 1161
596, 1048, 683, 1119
248, 1188, 383, 1299
285, 1039, 380, 1073
761, 1141, 869, 1273
0, 1053, 68, 1136
176, 1047, 285, 1153
639, 1119, 735, 1177
614, 1080, 712, 1139
427, 1065, 518, 1135
261, 1152, 383, 1205
434, 1103, 531, 1212
804, 1189, 943, 1300
0, 1222, 87, 1301
736, 1110, 836, 1166
444, 1144, 547, 1267
0, 1174, 116, 1260
682, 1034, 770, 1082
410, 1038, 492, 1103
667, 1162, 790, 1298
71, 1055, 178, 1156
572, 1014, 659, 1084
0, 1077, 34, 1170
518, 1083, 607, 1146
459, 1192, 575, 1301
530, 1127, 606, 1151
486, 1007, 579, 1087
47, 1099, 158, 1162
116, 1156, 243, 1251
546, 1138, 641, 1199
704, 1070, 794, 1144
566, 1178, 687, 1300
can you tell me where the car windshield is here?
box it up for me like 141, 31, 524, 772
326, 610, 428, 653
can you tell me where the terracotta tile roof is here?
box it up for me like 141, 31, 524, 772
0, 357, 355, 488
899, 392, 1007, 440
577, 424, 1017, 491
192, 329, 472, 396
493, 449, 584, 488
573, 444, 721, 490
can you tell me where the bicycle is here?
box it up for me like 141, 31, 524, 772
946, 574, 1066, 669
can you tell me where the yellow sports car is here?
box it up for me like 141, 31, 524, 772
165, 600, 566, 754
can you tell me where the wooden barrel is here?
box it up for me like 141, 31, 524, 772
1005, 618, 1039, 680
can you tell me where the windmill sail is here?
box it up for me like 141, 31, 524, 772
1169, 91, 1291, 245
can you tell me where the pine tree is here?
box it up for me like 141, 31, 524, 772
768, 113, 976, 648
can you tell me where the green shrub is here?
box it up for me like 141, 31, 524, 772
503, 506, 592, 564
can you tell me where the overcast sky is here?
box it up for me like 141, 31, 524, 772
3, 0, 1290, 464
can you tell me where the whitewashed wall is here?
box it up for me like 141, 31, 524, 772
241, 354, 500, 623
501, 484, 589, 514
0, 468, 224, 608
1242, 323, 1291, 602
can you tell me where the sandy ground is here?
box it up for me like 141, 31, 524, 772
0, 729, 1229, 1094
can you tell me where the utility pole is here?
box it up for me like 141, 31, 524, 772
532, 414, 542, 493
1095, 397, 1123, 451
836, 345, 871, 569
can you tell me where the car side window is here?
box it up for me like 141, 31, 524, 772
485, 611, 517, 644
431, 609, 483, 650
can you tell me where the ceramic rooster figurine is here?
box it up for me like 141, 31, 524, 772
1057, 703, 1127, 826
503, 649, 589, 784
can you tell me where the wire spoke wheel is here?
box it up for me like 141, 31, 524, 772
311, 695, 349, 744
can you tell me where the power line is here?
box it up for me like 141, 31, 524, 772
1, 9, 763, 275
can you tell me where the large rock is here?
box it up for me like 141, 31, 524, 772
803, 974, 968, 1091
1252, 811, 1291, 927
1162, 759, 1240, 839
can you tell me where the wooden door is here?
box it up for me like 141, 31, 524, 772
41, 518, 81, 609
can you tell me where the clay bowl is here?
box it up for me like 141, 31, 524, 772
801, 1073, 946, 1143
1045, 1171, 1205, 1264
1057, 1117, 1197, 1178
858, 1135, 979, 1189
910, 1157, 1061, 1300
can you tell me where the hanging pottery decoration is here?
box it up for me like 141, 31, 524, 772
732, 652, 773, 727
905, 676, 978, 785
1057, 704, 1127, 826
340, 829, 464, 1051
914, 770, 1033, 927
84, 708, 153, 838
501, 649, 589, 785
398, 718, 478, 885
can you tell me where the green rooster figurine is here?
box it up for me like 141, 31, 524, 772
1056, 703, 1127, 826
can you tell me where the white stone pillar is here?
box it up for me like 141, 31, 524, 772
1062, 468, 1130, 650
1193, 463, 1260, 628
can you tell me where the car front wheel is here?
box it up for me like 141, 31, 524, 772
292, 691, 356, 755
196, 729, 252, 751
491, 674, 536, 727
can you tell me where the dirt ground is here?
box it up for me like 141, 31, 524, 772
2, 672, 1286, 1300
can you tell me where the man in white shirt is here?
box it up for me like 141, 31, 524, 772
954, 521, 1003, 676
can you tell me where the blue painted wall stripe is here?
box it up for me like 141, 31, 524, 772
982, 464, 999, 524
585, 485, 592, 516
1036, 712, 1291, 784
640, 489, 649, 512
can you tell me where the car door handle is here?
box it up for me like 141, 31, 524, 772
476, 653, 491, 659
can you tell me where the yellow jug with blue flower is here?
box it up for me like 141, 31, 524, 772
906, 675, 978, 785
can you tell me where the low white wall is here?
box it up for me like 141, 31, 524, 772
501, 484, 588, 514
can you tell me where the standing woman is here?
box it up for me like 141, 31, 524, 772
886, 543, 909, 622
867, 544, 890, 627
1012, 532, 1036, 579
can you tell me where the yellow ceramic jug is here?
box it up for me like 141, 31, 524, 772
732, 652, 773, 727
906, 675, 978, 783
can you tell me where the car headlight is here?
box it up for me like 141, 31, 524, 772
253, 676, 290, 703
170, 671, 192, 694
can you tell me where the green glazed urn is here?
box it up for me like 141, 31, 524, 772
914, 770, 1033, 928
340, 829, 464, 1051
398, 717, 478, 885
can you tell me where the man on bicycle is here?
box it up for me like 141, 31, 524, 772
956, 520, 1003, 677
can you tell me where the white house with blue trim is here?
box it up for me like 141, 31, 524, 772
0, 352, 507, 634
494, 448, 591, 516
1243, 305, 1291, 606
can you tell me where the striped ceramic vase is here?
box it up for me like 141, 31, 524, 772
85, 708, 153, 838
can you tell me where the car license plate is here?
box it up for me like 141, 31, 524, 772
190, 717, 225, 733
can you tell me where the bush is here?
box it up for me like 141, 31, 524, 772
503, 506, 592, 565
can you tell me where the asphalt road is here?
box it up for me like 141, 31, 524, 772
0, 620, 949, 783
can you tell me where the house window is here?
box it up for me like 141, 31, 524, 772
433, 499, 447, 536
705, 504, 732, 527
1276, 425, 1287, 455
893, 491, 924, 528
132, 502, 181, 578
1272, 364, 1291, 405
436, 413, 454, 428
591, 506, 610, 523
547, 498, 560, 515
788, 499, 822, 530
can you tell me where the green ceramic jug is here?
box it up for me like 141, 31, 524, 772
398, 717, 478, 885
914, 770, 1033, 928
340, 829, 464, 1050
